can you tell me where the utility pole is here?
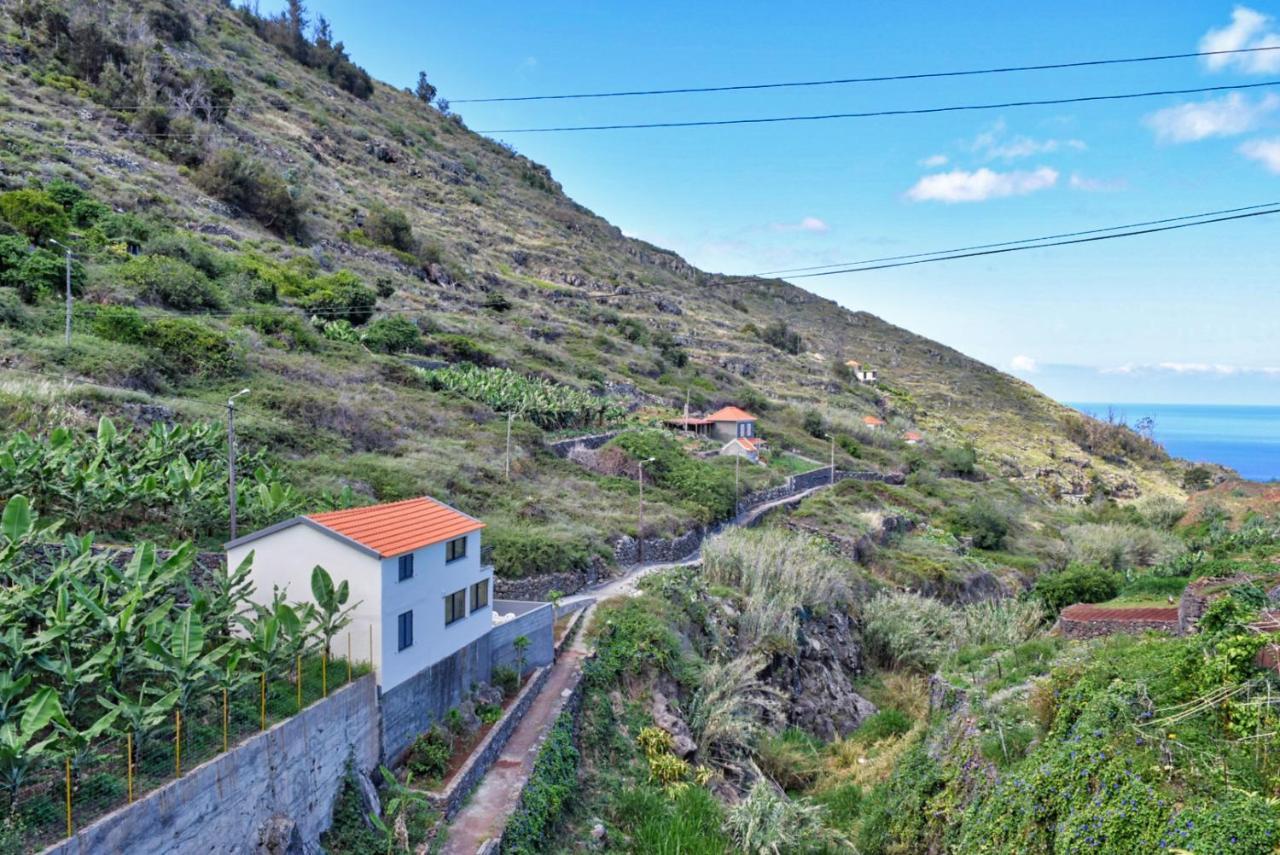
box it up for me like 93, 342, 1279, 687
826, 434, 835, 485
505, 412, 514, 480
683, 388, 690, 433
637, 456, 655, 564
226, 388, 250, 540
48, 239, 74, 345
734, 453, 741, 512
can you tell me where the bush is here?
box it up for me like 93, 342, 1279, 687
492, 665, 519, 699
610, 430, 736, 522
321, 758, 383, 853
586, 597, 683, 686
364, 204, 415, 253
1183, 465, 1213, 491
485, 525, 597, 578
69, 197, 110, 227
862, 591, 957, 671
234, 310, 317, 350
425, 333, 493, 365
405, 726, 452, 781
362, 315, 420, 353
147, 317, 241, 378
92, 305, 147, 344
855, 709, 913, 743
939, 443, 978, 476
760, 319, 802, 354
948, 499, 1014, 550
293, 270, 376, 325
117, 256, 223, 310
724, 780, 842, 853
802, 409, 825, 439
1033, 564, 1120, 614
143, 232, 226, 279
1065, 523, 1183, 571
0, 189, 68, 242
194, 149, 304, 238
5, 248, 84, 303
502, 711, 579, 855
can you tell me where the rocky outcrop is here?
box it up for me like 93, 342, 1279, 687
764, 609, 877, 741
652, 688, 697, 758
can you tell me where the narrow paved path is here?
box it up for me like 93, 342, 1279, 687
440, 479, 838, 851
441, 606, 595, 854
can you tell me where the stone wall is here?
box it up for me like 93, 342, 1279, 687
611, 525, 706, 566
425, 664, 553, 821
494, 567, 603, 601
546, 431, 620, 459
490, 601, 555, 676
1059, 615, 1178, 640
381, 634, 492, 765
44, 675, 379, 855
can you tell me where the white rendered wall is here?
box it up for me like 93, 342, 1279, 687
377, 531, 493, 691
227, 524, 384, 678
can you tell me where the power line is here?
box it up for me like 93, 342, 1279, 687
479, 79, 1280, 133
778, 206, 1280, 277
752, 200, 1280, 276
455, 45, 1280, 103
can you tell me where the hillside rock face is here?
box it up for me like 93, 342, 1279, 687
765, 609, 876, 740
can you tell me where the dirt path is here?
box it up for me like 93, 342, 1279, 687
441, 606, 595, 854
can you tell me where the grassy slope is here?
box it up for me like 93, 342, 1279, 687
0, 0, 1185, 569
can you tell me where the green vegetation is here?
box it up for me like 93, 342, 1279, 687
502, 710, 579, 854
418, 363, 623, 430
610, 430, 736, 522
1033, 564, 1122, 614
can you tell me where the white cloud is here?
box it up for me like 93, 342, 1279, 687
920, 154, 949, 167
1011, 355, 1038, 373
1100, 361, 1280, 376
1144, 93, 1280, 143
1239, 137, 1280, 172
968, 120, 1085, 160
905, 166, 1058, 203
1069, 173, 1127, 192
1201, 6, 1280, 73
772, 217, 830, 233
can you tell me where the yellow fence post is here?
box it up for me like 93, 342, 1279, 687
347, 632, 352, 683
296, 655, 302, 711
260, 673, 266, 731
64, 756, 72, 838
175, 709, 182, 777
223, 687, 229, 753
322, 649, 328, 698
126, 732, 133, 804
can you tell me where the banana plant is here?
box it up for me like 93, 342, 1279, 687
0, 687, 62, 813
310, 565, 357, 659
99, 684, 178, 768
141, 611, 230, 721
189, 552, 255, 645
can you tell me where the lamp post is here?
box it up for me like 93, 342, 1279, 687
505, 411, 514, 480
637, 456, 655, 564
48, 239, 74, 345
825, 434, 835, 485
227, 388, 250, 540
734, 453, 741, 514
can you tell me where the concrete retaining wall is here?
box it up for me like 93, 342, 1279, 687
491, 601, 555, 676
44, 675, 379, 855
381, 634, 492, 765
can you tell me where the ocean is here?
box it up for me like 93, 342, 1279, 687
1066, 403, 1280, 483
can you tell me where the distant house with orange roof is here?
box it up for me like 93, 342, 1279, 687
844, 360, 878, 384
863, 415, 886, 429
720, 435, 763, 463
706, 405, 758, 442
903, 431, 924, 445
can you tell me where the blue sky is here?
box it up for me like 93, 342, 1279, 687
269, 2, 1280, 405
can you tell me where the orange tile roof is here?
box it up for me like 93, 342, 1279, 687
739, 437, 763, 449
903, 431, 923, 441
307, 497, 483, 558
707, 406, 756, 422
863, 415, 886, 426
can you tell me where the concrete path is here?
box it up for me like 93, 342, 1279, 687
440, 607, 595, 855
439, 480, 837, 851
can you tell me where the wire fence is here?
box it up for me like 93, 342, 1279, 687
3, 647, 370, 854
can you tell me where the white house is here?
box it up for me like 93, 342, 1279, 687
226, 496, 492, 692
719, 436, 762, 463
845, 360, 878, 384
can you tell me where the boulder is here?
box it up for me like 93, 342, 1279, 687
255, 815, 316, 855
765, 609, 877, 741
651, 690, 697, 758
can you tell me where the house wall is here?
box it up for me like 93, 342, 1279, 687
711, 421, 751, 442
227, 524, 384, 674
377, 531, 492, 691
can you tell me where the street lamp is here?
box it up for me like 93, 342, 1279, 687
47, 239, 75, 345
504, 411, 515, 480
227, 388, 251, 540
637, 456, 656, 564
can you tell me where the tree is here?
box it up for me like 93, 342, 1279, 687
310, 565, 356, 661
513, 635, 530, 676
415, 71, 437, 105
0, 189, 68, 244
802, 410, 825, 439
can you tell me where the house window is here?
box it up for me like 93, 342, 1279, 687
397, 610, 413, 651
471, 579, 489, 611
398, 554, 414, 581
738, 422, 752, 438
446, 536, 467, 563
445, 589, 467, 625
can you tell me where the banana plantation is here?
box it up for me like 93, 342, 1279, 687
0, 417, 325, 547
417, 364, 625, 431
0, 494, 365, 852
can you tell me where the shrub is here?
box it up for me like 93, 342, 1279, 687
724, 780, 843, 853
405, 726, 452, 781
760, 319, 802, 354
92, 306, 148, 345
425, 333, 493, 365
586, 597, 683, 686
802, 409, 825, 438
143, 232, 226, 279
611, 430, 736, 522
1183, 465, 1213, 491
321, 759, 384, 854
194, 149, 304, 238
939, 443, 978, 476
234, 310, 318, 350
69, 197, 109, 227
361, 315, 420, 353
293, 270, 376, 325
1064, 523, 1183, 571
147, 317, 241, 378
501, 711, 579, 855
855, 709, 913, 743
117, 256, 223, 310
6, 248, 84, 303
484, 525, 598, 578
862, 591, 957, 671
1033, 564, 1120, 614
364, 204, 415, 252
492, 665, 519, 699
946, 499, 1014, 550
44, 179, 86, 210
0, 189, 68, 242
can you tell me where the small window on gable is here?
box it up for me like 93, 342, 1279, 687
398, 553, 414, 581
446, 536, 467, 563
397, 610, 413, 651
